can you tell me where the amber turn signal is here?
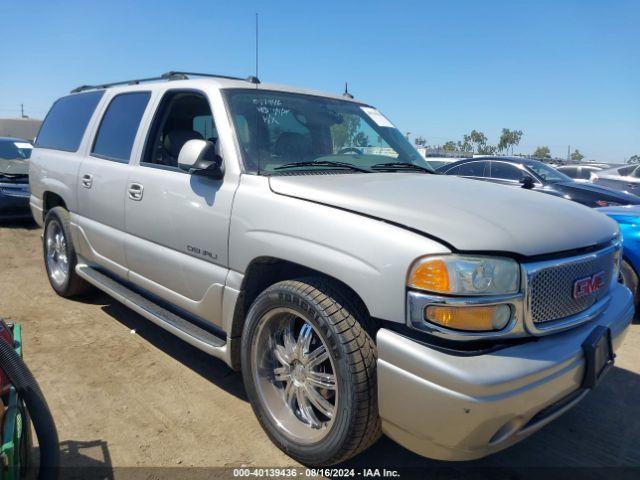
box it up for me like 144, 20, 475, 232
409, 259, 450, 293
425, 304, 511, 332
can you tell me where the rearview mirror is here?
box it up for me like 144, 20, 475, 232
520, 176, 535, 189
178, 139, 224, 179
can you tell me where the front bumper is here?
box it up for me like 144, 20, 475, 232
0, 184, 31, 220
377, 283, 633, 461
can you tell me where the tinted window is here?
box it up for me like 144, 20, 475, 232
578, 167, 597, 179
617, 165, 635, 176
443, 165, 460, 175
458, 161, 487, 177
491, 162, 527, 181
558, 166, 579, 178
35, 91, 104, 152
631, 166, 640, 179
92, 92, 151, 162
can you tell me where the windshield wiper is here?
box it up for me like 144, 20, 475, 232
274, 160, 371, 173
370, 162, 434, 173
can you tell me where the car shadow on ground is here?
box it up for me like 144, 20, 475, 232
86, 293, 640, 470
95, 294, 247, 402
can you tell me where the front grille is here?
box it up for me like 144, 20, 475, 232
528, 249, 614, 324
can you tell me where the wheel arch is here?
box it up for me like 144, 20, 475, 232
228, 256, 375, 368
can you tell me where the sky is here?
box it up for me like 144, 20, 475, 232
1, 0, 638, 162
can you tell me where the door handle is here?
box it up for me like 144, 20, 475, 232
128, 183, 144, 201
81, 173, 93, 189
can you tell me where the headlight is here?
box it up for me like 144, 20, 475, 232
408, 255, 520, 295
612, 243, 622, 283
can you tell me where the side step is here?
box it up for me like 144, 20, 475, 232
76, 265, 228, 357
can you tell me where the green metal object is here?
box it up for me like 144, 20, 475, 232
1, 325, 28, 480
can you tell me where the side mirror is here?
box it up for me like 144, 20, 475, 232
520, 176, 535, 189
178, 139, 224, 179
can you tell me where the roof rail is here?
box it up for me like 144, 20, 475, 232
70, 71, 260, 94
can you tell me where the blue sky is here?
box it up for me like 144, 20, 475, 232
1, 0, 638, 162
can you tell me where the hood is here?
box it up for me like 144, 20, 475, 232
0, 159, 29, 176
269, 173, 619, 257
555, 181, 640, 204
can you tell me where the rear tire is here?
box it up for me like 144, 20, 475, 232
241, 277, 381, 466
43, 207, 93, 298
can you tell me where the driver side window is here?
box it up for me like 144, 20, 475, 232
142, 91, 216, 169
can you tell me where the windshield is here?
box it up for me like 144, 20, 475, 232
0, 139, 32, 176
525, 161, 572, 183
225, 89, 430, 174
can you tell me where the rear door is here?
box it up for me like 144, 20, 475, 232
76, 91, 151, 278
123, 89, 238, 328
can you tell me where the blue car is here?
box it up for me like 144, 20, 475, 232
599, 205, 640, 308
0, 137, 32, 220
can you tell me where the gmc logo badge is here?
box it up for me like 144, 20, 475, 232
573, 271, 606, 299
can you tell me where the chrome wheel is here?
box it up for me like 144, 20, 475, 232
251, 307, 338, 444
45, 220, 68, 287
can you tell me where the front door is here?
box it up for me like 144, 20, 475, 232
76, 91, 152, 279
124, 90, 236, 327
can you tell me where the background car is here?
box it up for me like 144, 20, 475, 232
0, 137, 32, 220
598, 205, 640, 308
591, 164, 640, 197
438, 156, 640, 207
556, 163, 620, 183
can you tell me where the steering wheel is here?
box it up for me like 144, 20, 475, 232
337, 147, 363, 155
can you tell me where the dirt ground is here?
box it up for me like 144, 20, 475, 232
1, 222, 639, 475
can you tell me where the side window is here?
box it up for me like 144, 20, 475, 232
458, 161, 487, 177
444, 165, 460, 175
143, 91, 215, 169
490, 162, 523, 181
559, 166, 579, 178
618, 165, 635, 176
631, 166, 640, 179
91, 92, 151, 163
193, 115, 217, 142
578, 168, 594, 180
35, 91, 104, 152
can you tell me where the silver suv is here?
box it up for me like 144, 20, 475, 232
29, 72, 633, 465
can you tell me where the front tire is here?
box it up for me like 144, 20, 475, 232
241, 278, 381, 466
43, 207, 93, 298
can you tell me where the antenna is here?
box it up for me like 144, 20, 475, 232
343, 82, 354, 99
255, 13, 259, 81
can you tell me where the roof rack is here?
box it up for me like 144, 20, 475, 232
70, 71, 260, 94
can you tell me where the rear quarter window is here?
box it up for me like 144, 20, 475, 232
35, 91, 104, 152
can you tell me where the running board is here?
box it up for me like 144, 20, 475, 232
76, 265, 229, 358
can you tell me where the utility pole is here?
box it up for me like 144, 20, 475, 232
20, 104, 25, 118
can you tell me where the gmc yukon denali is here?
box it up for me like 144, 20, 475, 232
29, 72, 633, 465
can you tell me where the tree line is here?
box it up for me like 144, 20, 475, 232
414, 129, 584, 161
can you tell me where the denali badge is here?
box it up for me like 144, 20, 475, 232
573, 271, 606, 299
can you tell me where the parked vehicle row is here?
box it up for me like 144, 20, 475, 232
437, 156, 640, 208
555, 163, 619, 183
0, 138, 32, 220
26, 72, 633, 465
